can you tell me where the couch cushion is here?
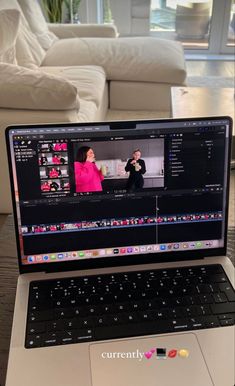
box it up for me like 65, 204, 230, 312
110, 81, 175, 111
0, 63, 80, 110
0, 9, 20, 64
0, 0, 45, 68
43, 37, 186, 84
41, 65, 107, 109
18, 0, 58, 50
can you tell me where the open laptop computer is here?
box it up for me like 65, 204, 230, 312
5, 116, 235, 386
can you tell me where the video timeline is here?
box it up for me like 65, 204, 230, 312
21, 211, 223, 236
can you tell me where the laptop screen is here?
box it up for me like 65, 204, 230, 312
6, 117, 231, 271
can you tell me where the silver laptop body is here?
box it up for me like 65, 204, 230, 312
5, 117, 234, 386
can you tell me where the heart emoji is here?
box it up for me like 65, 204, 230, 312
150, 349, 156, 353
144, 351, 153, 359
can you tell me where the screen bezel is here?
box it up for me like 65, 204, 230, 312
5, 116, 233, 274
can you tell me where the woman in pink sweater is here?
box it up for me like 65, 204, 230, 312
74, 146, 104, 192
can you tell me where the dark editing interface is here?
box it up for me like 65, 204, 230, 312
8, 118, 230, 265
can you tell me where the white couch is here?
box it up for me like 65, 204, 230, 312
0, 0, 187, 213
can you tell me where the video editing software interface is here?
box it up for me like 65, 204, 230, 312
8, 118, 230, 265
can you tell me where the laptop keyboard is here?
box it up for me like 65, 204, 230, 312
25, 264, 235, 349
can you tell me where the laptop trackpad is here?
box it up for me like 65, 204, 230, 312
90, 333, 214, 386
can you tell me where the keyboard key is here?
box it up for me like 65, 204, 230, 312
106, 314, 123, 324
210, 274, 227, 283
219, 319, 234, 326
28, 299, 52, 311
197, 305, 211, 316
196, 284, 211, 294
42, 332, 60, 346
80, 317, 94, 328
54, 308, 74, 319
125, 313, 140, 323
51, 288, 66, 300
153, 309, 170, 319
130, 301, 143, 311
219, 283, 235, 302
72, 307, 86, 317
138, 311, 154, 321
171, 319, 190, 331
211, 302, 235, 314
203, 265, 223, 274
59, 331, 75, 345
85, 305, 102, 315
47, 320, 64, 332
28, 310, 53, 322
93, 316, 111, 326
173, 296, 191, 306
188, 317, 206, 329
169, 307, 184, 319
199, 294, 213, 304
27, 322, 46, 334
63, 319, 79, 330
142, 299, 161, 309
25, 334, 41, 348
213, 293, 228, 303
218, 313, 235, 321
95, 321, 170, 341
209, 283, 220, 293
159, 298, 170, 307
74, 329, 93, 342
182, 306, 198, 317
100, 304, 116, 314
205, 317, 220, 328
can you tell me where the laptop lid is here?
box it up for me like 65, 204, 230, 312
5, 117, 232, 274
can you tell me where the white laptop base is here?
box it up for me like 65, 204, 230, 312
6, 256, 235, 386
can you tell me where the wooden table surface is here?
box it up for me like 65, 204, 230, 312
0, 216, 18, 386
171, 86, 235, 159
171, 87, 235, 135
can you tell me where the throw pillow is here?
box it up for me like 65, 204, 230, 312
0, 9, 20, 64
15, 17, 46, 69
0, 0, 22, 12
0, 0, 46, 68
0, 63, 80, 110
18, 0, 58, 50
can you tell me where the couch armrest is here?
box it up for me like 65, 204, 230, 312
48, 23, 118, 38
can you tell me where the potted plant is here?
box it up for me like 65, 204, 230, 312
64, 0, 81, 23
42, 0, 81, 23
42, 0, 64, 23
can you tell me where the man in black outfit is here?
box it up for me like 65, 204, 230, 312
40, 154, 48, 165
125, 149, 146, 191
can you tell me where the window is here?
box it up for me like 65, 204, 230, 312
150, 0, 213, 50
89, 0, 234, 54
150, 0, 235, 54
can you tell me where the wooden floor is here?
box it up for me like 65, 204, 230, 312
186, 60, 235, 77
0, 59, 234, 386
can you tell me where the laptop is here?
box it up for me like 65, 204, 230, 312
5, 117, 235, 386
